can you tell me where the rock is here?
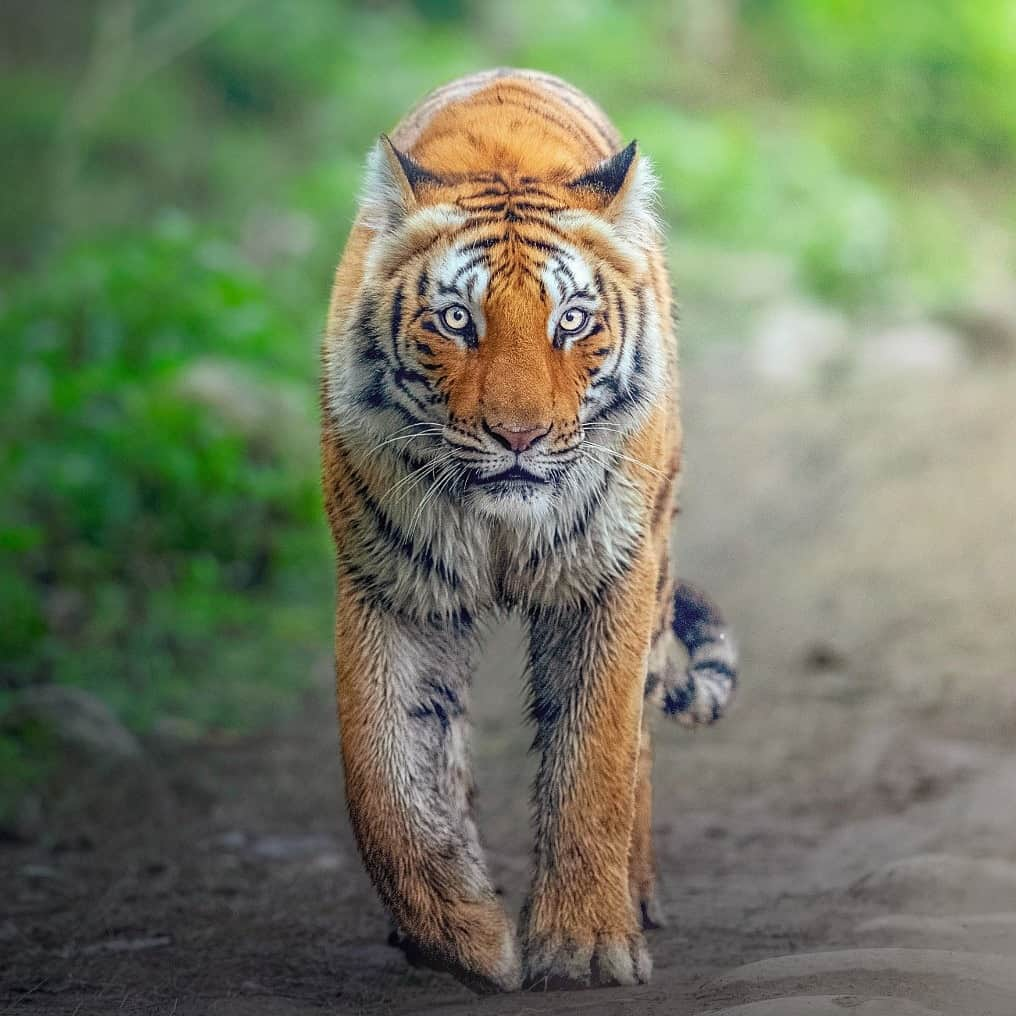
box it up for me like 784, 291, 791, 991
0, 792, 43, 844
174, 358, 313, 459
946, 297, 1016, 361
211, 829, 340, 864
248, 833, 336, 861
4, 686, 141, 761
152, 714, 203, 744
702, 949, 1016, 1015
214, 830, 249, 850
801, 641, 848, 672
240, 208, 318, 264
857, 321, 966, 378
307, 852, 343, 872
700, 996, 942, 1016
850, 854, 1016, 913
77, 934, 172, 955
20, 863, 62, 883
751, 301, 849, 384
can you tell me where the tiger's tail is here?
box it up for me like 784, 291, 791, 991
646, 581, 738, 727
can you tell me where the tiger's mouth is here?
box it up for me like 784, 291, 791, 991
467, 464, 548, 487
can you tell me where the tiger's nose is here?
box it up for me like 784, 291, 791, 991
486, 421, 551, 453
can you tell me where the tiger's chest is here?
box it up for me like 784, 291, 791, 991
491, 475, 645, 609
359, 468, 645, 624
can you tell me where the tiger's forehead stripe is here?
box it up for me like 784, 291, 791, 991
427, 222, 599, 316
432, 244, 492, 299
540, 245, 595, 304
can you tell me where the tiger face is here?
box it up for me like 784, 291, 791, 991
334, 137, 665, 521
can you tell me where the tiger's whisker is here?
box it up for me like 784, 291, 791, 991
379, 452, 454, 507
582, 444, 667, 480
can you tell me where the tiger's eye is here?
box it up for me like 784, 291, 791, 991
440, 305, 472, 332
559, 309, 588, 333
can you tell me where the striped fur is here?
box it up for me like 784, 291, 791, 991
647, 581, 739, 727
320, 68, 736, 993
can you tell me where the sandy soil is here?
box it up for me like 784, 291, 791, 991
3, 360, 1016, 1015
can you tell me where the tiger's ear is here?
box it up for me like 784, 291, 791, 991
360, 135, 442, 230
569, 140, 660, 243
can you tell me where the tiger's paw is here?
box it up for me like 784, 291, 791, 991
389, 914, 522, 994
523, 929, 651, 990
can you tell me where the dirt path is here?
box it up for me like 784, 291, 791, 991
4, 361, 1016, 1015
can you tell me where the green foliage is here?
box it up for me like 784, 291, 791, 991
0, 692, 59, 822
0, 216, 328, 741
8, 0, 1011, 306
624, 107, 895, 304
742, 0, 1016, 168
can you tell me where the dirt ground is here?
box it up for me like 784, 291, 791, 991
4, 358, 1016, 1015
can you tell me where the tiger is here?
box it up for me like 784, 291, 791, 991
320, 68, 738, 994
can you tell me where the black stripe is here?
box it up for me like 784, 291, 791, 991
386, 281, 442, 414
390, 285, 404, 351
458, 235, 503, 252
343, 562, 474, 633
392, 371, 437, 420
394, 366, 432, 388
552, 255, 576, 289
526, 73, 618, 150
527, 467, 610, 568
662, 678, 696, 716
353, 296, 385, 364
612, 281, 628, 340
520, 216, 574, 242
518, 236, 567, 257
343, 560, 400, 616
628, 288, 647, 380
672, 582, 727, 652
691, 661, 737, 681
354, 368, 388, 410
344, 465, 462, 590
511, 200, 567, 214
407, 679, 465, 732
461, 92, 606, 156
589, 374, 619, 392
451, 253, 487, 285
586, 382, 647, 423
459, 201, 508, 215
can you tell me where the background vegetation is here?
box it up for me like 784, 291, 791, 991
2, 0, 1014, 816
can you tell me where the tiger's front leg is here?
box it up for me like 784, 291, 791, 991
334, 572, 521, 993
521, 554, 656, 990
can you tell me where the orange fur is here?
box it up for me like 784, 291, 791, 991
321, 69, 686, 993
